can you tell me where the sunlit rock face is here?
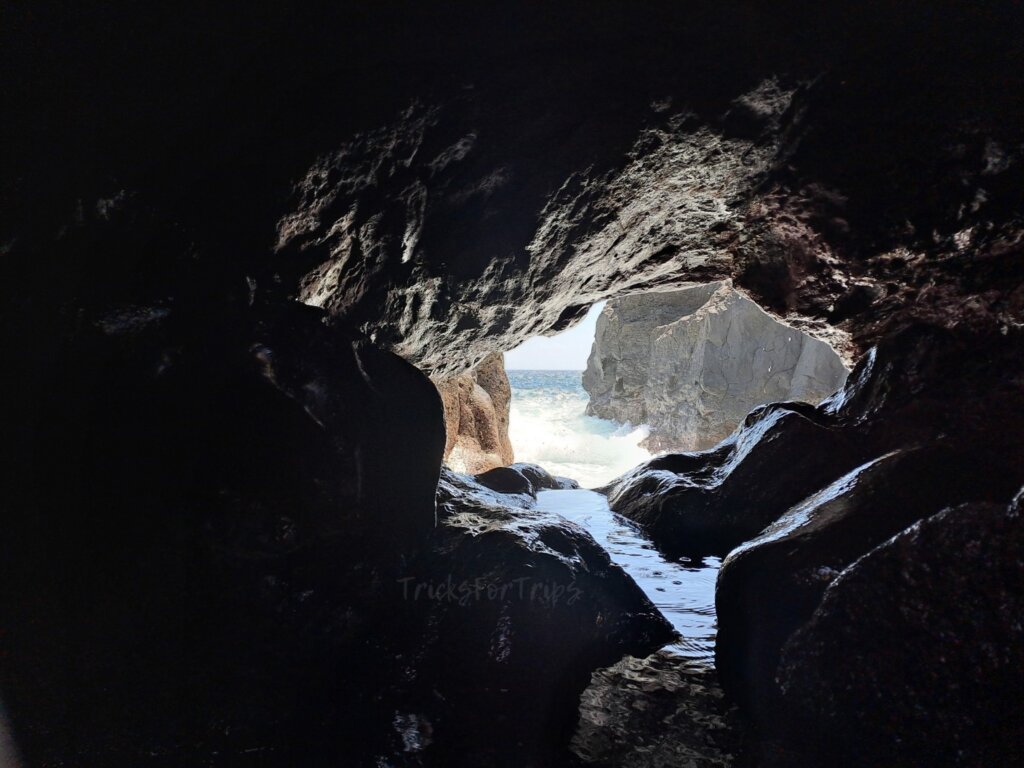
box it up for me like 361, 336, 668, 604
582, 281, 848, 451
435, 352, 514, 473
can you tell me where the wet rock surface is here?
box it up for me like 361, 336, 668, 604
776, 492, 1024, 767
715, 446, 1023, 723
583, 281, 848, 452
420, 470, 676, 766
436, 351, 514, 474
603, 324, 1024, 763
0, 197, 668, 765
571, 652, 743, 768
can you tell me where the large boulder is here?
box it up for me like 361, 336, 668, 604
436, 352, 515, 474
583, 281, 848, 451
0, 279, 449, 763
714, 447, 1023, 724
776, 492, 1024, 766
602, 402, 864, 557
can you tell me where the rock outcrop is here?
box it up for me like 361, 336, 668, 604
435, 352, 514, 473
571, 651, 743, 767
583, 281, 849, 451
603, 324, 1024, 559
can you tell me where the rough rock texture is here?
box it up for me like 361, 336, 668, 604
474, 463, 580, 498
571, 652, 743, 768
583, 281, 849, 451
509, 463, 581, 492
775, 491, 1024, 767
6, 4, 1023, 379
0, 289, 452, 764
391, 469, 675, 766
436, 352, 514, 473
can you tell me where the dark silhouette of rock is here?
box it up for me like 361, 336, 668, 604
715, 447, 1023, 726
510, 463, 580, 491
776, 491, 1024, 766
436, 352, 514, 474
583, 281, 848, 452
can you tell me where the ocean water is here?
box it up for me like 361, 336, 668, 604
507, 370, 652, 489
508, 369, 720, 662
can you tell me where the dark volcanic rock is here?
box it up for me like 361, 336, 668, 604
0, 286, 449, 764
776, 492, 1024, 767
0, 275, 669, 767
714, 447, 1022, 724
474, 463, 581, 498
602, 402, 864, 557
571, 651, 744, 768
5, 4, 1023, 379
474, 465, 536, 497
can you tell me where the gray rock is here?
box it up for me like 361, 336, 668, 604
583, 281, 849, 452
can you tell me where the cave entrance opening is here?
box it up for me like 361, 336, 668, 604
503, 301, 652, 491
502, 280, 850, 488
498, 281, 850, 663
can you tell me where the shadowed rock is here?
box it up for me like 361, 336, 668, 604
715, 446, 1023, 725
776, 491, 1024, 766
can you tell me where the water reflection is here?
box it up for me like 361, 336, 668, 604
536, 488, 720, 664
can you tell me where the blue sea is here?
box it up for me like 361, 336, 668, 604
507, 370, 653, 489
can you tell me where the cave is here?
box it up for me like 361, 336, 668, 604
3, 2, 1024, 766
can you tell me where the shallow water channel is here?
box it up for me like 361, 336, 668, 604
535, 488, 720, 664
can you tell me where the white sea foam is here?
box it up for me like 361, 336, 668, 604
507, 370, 653, 488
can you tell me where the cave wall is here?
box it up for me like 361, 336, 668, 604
5, 2, 1022, 378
